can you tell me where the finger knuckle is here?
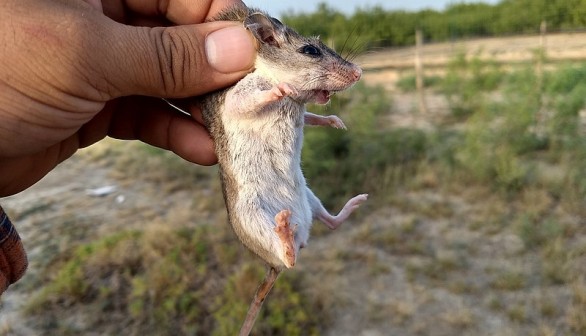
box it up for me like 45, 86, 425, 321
151, 27, 201, 95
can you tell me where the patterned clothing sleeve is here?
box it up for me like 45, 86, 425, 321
0, 206, 28, 293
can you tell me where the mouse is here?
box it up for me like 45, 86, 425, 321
202, 6, 366, 271
199, 6, 367, 335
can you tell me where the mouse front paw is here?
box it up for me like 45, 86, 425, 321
326, 115, 347, 129
267, 82, 299, 102
303, 112, 347, 129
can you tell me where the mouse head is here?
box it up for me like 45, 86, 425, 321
244, 12, 362, 104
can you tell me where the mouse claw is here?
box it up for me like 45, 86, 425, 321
277, 82, 298, 97
327, 115, 347, 129
304, 112, 347, 129
268, 82, 298, 102
274, 210, 297, 268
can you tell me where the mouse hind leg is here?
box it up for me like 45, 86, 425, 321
274, 210, 298, 268
307, 188, 368, 230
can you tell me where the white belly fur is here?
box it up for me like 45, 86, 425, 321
221, 96, 312, 266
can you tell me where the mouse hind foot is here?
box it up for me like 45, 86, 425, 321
313, 193, 369, 230
274, 210, 297, 269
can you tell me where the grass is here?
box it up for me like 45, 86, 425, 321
396, 74, 443, 92
79, 139, 219, 195
541, 237, 572, 285
303, 82, 428, 209
441, 308, 475, 329
507, 305, 527, 323
26, 223, 325, 335
354, 215, 429, 257
490, 271, 526, 291
568, 278, 586, 334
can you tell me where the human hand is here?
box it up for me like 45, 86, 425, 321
0, 0, 256, 197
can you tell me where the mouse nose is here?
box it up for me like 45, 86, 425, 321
351, 66, 362, 81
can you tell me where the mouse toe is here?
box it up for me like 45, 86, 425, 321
274, 210, 297, 268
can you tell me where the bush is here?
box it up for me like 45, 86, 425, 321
441, 52, 504, 120
213, 265, 321, 336
27, 224, 325, 335
303, 82, 428, 207
396, 74, 443, 92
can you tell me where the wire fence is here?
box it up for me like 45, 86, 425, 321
359, 23, 586, 72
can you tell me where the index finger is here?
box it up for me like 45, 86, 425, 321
123, 0, 245, 24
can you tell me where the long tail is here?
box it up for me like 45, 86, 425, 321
239, 267, 281, 336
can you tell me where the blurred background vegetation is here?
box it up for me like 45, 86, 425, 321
283, 0, 586, 51
2, 0, 586, 335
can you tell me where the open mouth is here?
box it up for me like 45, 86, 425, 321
313, 90, 332, 104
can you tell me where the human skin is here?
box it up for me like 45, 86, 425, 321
0, 0, 256, 197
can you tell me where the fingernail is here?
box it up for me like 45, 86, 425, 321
206, 26, 256, 73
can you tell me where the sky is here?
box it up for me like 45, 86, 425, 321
244, 0, 501, 17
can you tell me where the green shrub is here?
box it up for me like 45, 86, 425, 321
515, 215, 563, 249
549, 82, 586, 151
449, 60, 556, 191
455, 106, 534, 191
213, 265, 321, 336
396, 74, 443, 92
303, 83, 428, 207
440, 52, 504, 120
545, 63, 586, 94
27, 225, 325, 335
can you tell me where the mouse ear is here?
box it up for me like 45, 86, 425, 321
244, 12, 285, 48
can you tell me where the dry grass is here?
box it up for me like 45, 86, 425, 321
358, 32, 586, 75
441, 308, 475, 329
490, 271, 527, 291
567, 278, 586, 334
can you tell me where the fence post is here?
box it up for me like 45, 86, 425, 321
536, 20, 547, 94
415, 29, 428, 114
539, 20, 547, 50
535, 20, 547, 135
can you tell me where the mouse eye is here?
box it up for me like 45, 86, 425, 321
299, 45, 322, 57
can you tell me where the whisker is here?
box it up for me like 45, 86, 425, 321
299, 74, 329, 90
162, 98, 190, 116
339, 24, 358, 57
300, 76, 327, 90
343, 40, 360, 62
346, 39, 369, 62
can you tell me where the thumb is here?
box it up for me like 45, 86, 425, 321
102, 21, 256, 98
